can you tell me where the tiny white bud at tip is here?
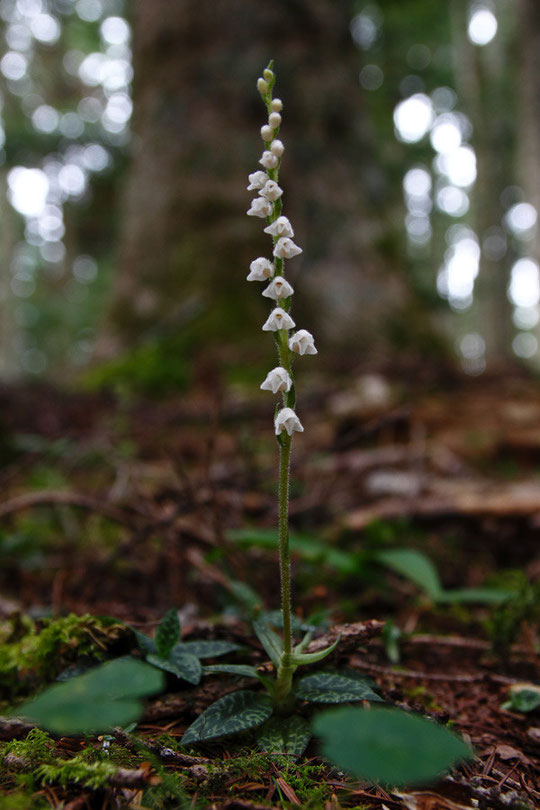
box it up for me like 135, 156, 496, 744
263, 68, 274, 82
269, 112, 282, 129
271, 98, 283, 112
261, 124, 273, 142
270, 139, 285, 157
257, 78, 268, 94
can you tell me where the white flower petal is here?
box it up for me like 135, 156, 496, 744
288, 329, 317, 355
247, 257, 274, 281
262, 307, 296, 332
264, 216, 294, 238
275, 407, 304, 436
247, 197, 273, 218
270, 139, 285, 157
259, 150, 279, 170
259, 180, 283, 201
260, 366, 292, 394
247, 170, 268, 191
261, 276, 294, 300
273, 237, 302, 259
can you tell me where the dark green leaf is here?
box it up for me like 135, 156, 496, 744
313, 706, 472, 786
290, 636, 341, 666
132, 629, 157, 655
202, 664, 260, 678
175, 640, 240, 658
181, 690, 273, 745
155, 609, 180, 658
253, 618, 283, 667
296, 672, 382, 704
376, 549, 442, 600
13, 659, 164, 735
437, 587, 513, 604
257, 715, 311, 755
146, 650, 201, 685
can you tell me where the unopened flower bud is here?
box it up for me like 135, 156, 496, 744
247, 197, 273, 218
247, 257, 274, 281
270, 139, 285, 157
259, 180, 283, 201
261, 124, 274, 142
260, 366, 292, 394
273, 236, 302, 259
257, 78, 269, 94
262, 276, 294, 301
259, 150, 279, 170
269, 112, 282, 129
275, 407, 304, 436
263, 68, 274, 82
271, 98, 283, 112
288, 329, 317, 355
264, 216, 294, 238
262, 307, 295, 332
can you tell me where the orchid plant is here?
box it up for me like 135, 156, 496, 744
12, 63, 473, 785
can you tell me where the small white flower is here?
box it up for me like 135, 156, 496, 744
271, 98, 283, 112
264, 216, 294, 238
247, 257, 274, 281
247, 197, 273, 218
260, 366, 292, 394
273, 237, 302, 259
270, 139, 285, 157
288, 329, 317, 355
259, 180, 283, 201
259, 150, 279, 170
261, 124, 274, 142
275, 407, 304, 436
257, 78, 269, 94
247, 170, 268, 191
269, 112, 282, 129
262, 307, 295, 332
262, 276, 294, 300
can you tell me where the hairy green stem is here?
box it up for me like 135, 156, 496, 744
278, 433, 292, 657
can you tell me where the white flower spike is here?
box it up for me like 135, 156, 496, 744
260, 367, 292, 394
247, 170, 268, 191
275, 407, 304, 436
262, 307, 295, 332
262, 276, 294, 301
259, 180, 283, 201
259, 150, 279, 170
247, 197, 273, 218
264, 216, 294, 238
247, 257, 274, 281
288, 329, 317, 355
273, 236, 302, 259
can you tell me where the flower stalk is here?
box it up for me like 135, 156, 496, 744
247, 61, 317, 707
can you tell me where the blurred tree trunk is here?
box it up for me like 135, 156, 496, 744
450, 0, 516, 367
99, 0, 440, 367
517, 0, 540, 267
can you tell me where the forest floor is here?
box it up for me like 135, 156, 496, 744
0, 369, 539, 810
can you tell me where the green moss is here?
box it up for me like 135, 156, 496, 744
36, 758, 117, 790
0, 613, 129, 699
0, 790, 50, 810
3, 729, 56, 767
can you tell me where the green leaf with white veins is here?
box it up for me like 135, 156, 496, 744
175, 640, 240, 658
155, 609, 180, 658
257, 715, 311, 755
181, 690, 273, 745
296, 671, 382, 704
